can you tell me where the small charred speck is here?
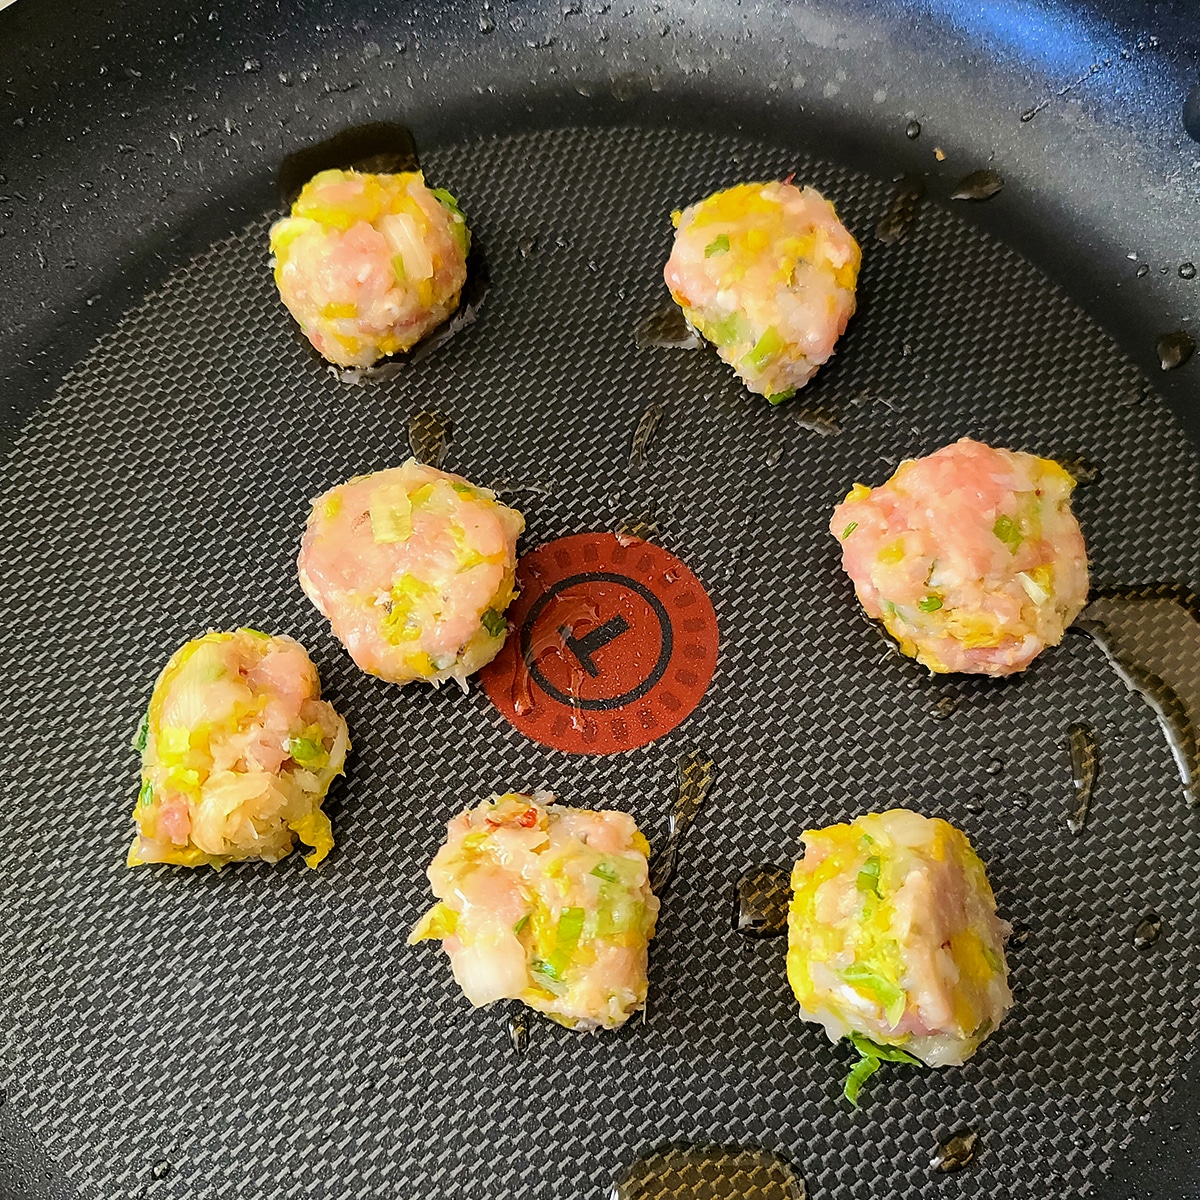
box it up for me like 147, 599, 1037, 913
1134, 913, 1162, 949
1180, 262, 1197, 280
950, 169, 1004, 201
733, 865, 791, 937
1156, 330, 1195, 370
932, 691, 961, 719
876, 173, 925, 245
932, 1129, 979, 1173
905, 119, 921, 140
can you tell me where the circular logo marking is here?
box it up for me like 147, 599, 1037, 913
480, 533, 719, 754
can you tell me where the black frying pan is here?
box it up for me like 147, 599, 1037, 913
1, 2, 1199, 1198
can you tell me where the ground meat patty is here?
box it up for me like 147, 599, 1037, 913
409, 790, 659, 1031
663, 180, 860, 400
128, 629, 349, 870
269, 168, 470, 368
297, 460, 524, 688
831, 437, 1089, 675
787, 808, 1012, 1074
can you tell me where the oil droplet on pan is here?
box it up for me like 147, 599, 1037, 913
1156, 331, 1195, 370
408, 410, 451, 468
650, 751, 715, 895
1065, 722, 1098, 834
949, 169, 1004, 201
611, 1146, 806, 1200
733, 865, 791, 937
931, 1129, 979, 1173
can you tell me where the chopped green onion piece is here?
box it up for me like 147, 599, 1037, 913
847, 1033, 923, 1066
981, 944, 1003, 973
706, 310, 749, 347
840, 963, 906, 1013
132, 711, 150, 753
137, 780, 154, 808
391, 253, 407, 282
480, 607, 508, 638
513, 914, 530, 937
766, 389, 796, 405
843, 1052, 881, 1107
841, 521, 858, 539
856, 856, 882, 897
591, 862, 619, 882
743, 326, 785, 371
430, 188, 471, 255
287, 736, 328, 770
992, 513, 1023, 553
430, 187, 465, 220
545, 906, 586, 979
238, 627, 271, 639
704, 234, 731, 257
917, 594, 943, 612
842, 1033, 923, 1107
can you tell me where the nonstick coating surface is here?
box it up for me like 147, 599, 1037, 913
2, 124, 1200, 1199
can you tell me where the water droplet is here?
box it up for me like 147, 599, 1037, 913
363, 41, 381, 59
1180, 262, 1196, 280
650, 751, 715, 894
150, 1160, 171, 1181
1156, 330, 1195, 370
965, 795, 985, 814
950, 169, 1004, 201
932, 1129, 979, 1172
1133, 913, 1162, 949
876, 173, 924, 245
985, 756, 1004, 775
1065, 723, 1098, 833
733, 865, 791, 937
765, 444, 784, 468
278, 71, 294, 86
905, 119, 921, 139
1135, 263, 1150, 277
628, 402, 663, 470
613, 1146, 805, 1200
243, 58, 261, 73
518, 235, 538, 258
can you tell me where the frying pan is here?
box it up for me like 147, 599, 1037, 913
1, 1, 1199, 1197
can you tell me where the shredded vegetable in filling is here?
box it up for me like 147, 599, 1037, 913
128, 629, 350, 870
409, 790, 660, 1031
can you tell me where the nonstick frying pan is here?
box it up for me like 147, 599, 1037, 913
2, 2, 1200, 1198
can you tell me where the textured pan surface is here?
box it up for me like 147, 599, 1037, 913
1, 125, 1198, 1199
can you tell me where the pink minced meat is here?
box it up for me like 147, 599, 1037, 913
831, 437, 1089, 675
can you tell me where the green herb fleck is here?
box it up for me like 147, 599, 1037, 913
481, 608, 508, 638
132, 711, 150, 753
992, 513, 1023, 554
918, 594, 943, 612
766, 389, 796, 406
704, 234, 731, 257
286, 736, 328, 770
856, 855, 882, 897
513, 914, 530, 937
136, 780, 154, 808
591, 862, 619, 883
841, 521, 859, 539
